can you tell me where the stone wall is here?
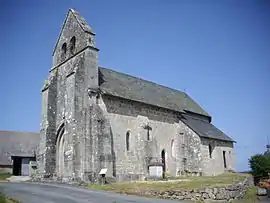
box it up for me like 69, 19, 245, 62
100, 95, 203, 180
201, 138, 235, 176
145, 177, 253, 202
37, 9, 105, 183
52, 10, 96, 68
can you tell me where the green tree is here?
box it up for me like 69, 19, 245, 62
249, 154, 270, 179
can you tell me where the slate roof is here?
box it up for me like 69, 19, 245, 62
0, 131, 40, 165
180, 114, 235, 142
99, 67, 210, 117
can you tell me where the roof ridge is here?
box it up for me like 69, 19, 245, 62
99, 66, 186, 95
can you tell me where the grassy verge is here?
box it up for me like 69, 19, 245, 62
0, 173, 11, 182
87, 172, 250, 194
0, 193, 19, 203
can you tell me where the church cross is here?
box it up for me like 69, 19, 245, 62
143, 123, 152, 141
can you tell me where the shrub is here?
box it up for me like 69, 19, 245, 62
249, 154, 270, 181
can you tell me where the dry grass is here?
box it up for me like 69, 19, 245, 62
87, 172, 250, 195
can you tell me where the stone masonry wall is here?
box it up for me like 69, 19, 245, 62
52, 11, 95, 67
201, 138, 235, 176
100, 95, 203, 181
38, 9, 103, 183
145, 177, 253, 202
38, 68, 58, 178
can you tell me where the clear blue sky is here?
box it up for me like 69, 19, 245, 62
1, 0, 269, 172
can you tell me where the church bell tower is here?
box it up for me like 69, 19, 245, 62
38, 9, 101, 182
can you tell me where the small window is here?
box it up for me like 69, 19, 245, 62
126, 131, 130, 151
70, 36, 76, 54
223, 151, 227, 168
208, 144, 213, 158
171, 139, 176, 158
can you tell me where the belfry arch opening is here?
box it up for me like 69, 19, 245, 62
61, 43, 67, 60
70, 36, 76, 54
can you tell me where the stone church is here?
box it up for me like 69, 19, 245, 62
37, 9, 235, 182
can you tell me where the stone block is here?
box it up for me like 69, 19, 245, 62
149, 165, 163, 178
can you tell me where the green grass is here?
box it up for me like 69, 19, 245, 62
0, 193, 5, 203
0, 173, 11, 181
87, 172, 250, 195
0, 193, 18, 203
0, 193, 20, 203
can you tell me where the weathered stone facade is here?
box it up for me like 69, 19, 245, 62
201, 138, 235, 176
37, 9, 235, 183
100, 95, 203, 181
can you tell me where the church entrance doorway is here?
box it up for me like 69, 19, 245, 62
161, 149, 166, 178
56, 124, 65, 177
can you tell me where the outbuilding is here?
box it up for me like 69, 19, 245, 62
0, 130, 39, 176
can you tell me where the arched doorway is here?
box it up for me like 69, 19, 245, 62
56, 124, 65, 177
161, 149, 166, 178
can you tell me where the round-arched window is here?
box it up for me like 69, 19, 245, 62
171, 139, 176, 158
61, 43, 67, 60
70, 36, 76, 54
209, 144, 213, 158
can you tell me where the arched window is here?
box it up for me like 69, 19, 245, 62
171, 139, 176, 158
223, 151, 227, 168
126, 131, 130, 151
70, 36, 76, 54
209, 144, 213, 158
147, 130, 150, 141
61, 43, 67, 59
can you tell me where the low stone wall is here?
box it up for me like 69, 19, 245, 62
145, 177, 253, 202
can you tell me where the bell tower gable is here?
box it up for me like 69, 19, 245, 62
52, 9, 97, 67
